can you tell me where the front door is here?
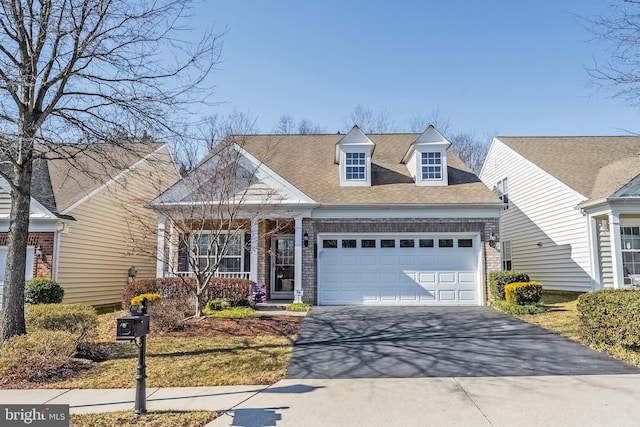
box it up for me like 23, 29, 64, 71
271, 235, 295, 299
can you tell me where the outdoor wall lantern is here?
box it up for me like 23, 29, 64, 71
488, 232, 496, 248
303, 232, 309, 247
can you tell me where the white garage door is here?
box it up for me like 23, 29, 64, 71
0, 246, 35, 306
317, 234, 481, 306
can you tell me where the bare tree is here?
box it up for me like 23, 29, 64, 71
584, 2, 640, 106
272, 114, 295, 134
146, 135, 288, 317
272, 115, 325, 134
0, 0, 222, 342
409, 109, 452, 135
346, 104, 394, 133
449, 131, 490, 174
297, 118, 326, 134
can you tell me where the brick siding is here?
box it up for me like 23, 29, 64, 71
0, 232, 55, 279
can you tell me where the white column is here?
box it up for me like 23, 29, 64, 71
156, 214, 166, 278
250, 218, 259, 282
294, 215, 303, 303
587, 215, 601, 290
609, 212, 625, 289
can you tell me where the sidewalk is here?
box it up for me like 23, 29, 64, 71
0, 385, 267, 415
4, 375, 640, 426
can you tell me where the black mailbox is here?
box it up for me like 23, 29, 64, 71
116, 314, 150, 340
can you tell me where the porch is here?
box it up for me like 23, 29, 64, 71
155, 216, 308, 302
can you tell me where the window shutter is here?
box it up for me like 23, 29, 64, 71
178, 233, 190, 272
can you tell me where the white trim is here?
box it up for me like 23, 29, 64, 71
311, 205, 502, 219
156, 214, 166, 278
234, 144, 317, 205
52, 228, 61, 281
294, 216, 303, 303
0, 175, 58, 219
250, 218, 259, 282
62, 144, 168, 215
609, 212, 625, 289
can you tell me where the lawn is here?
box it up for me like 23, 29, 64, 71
514, 291, 640, 368
70, 410, 218, 427
2, 310, 301, 389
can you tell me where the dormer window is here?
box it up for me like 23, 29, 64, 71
336, 125, 374, 187
346, 152, 366, 180
401, 125, 450, 187
421, 152, 442, 180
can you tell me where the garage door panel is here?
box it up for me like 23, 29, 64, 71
318, 234, 480, 306
438, 272, 456, 284
439, 290, 457, 301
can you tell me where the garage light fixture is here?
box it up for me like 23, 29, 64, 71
488, 232, 496, 248
303, 233, 309, 247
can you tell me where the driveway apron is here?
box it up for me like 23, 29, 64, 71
286, 306, 639, 379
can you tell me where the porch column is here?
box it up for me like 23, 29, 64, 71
156, 214, 166, 278
587, 215, 601, 290
250, 218, 259, 282
294, 215, 303, 303
609, 212, 624, 289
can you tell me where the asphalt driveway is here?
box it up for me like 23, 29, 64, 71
286, 306, 639, 379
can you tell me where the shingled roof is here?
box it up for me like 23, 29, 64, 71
497, 136, 640, 200
0, 142, 163, 217
239, 133, 500, 205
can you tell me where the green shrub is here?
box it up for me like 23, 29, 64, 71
0, 329, 76, 382
489, 270, 530, 300
26, 303, 98, 348
286, 302, 311, 312
577, 289, 640, 348
504, 282, 543, 305
204, 298, 231, 312
131, 293, 161, 307
24, 278, 64, 304
203, 306, 255, 318
493, 300, 548, 315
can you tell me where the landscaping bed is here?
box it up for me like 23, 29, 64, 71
70, 410, 218, 427
0, 310, 301, 390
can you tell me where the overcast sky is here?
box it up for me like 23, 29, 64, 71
190, 1, 639, 138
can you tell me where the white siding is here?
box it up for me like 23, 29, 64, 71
480, 139, 593, 292
0, 189, 10, 217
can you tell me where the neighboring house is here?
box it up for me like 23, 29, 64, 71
151, 126, 502, 306
0, 143, 179, 306
480, 135, 640, 293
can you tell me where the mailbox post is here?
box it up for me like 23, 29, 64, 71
116, 297, 150, 417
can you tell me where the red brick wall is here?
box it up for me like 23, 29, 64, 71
0, 232, 55, 279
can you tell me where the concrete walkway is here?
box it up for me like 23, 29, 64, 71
4, 375, 640, 426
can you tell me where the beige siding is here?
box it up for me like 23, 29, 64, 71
57, 146, 179, 305
480, 139, 593, 292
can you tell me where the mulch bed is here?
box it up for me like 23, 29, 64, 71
167, 315, 302, 338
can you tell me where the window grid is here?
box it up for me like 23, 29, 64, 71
421, 152, 442, 180
495, 178, 509, 209
345, 152, 366, 180
193, 233, 243, 273
621, 227, 640, 276
502, 240, 512, 270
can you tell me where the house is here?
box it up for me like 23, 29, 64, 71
0, 143, 179, 306
480, 135, 640, 292
151, 126, 502, 306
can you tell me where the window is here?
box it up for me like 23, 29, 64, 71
193, 233, 243, 273
501, 240, 512, 270
342, 239, 357, 248
458, 239, 473, 248
439, 239, 454, 248
323, 239, 338, 248
400, 239, 415, 248
361, 239, 376, 248
345, 152, 366, 180
421, 152, 442, 180
495, 178, 509, 208
381, 239, 395, 248
621, 227, 640, 278
419, 239, 434, 248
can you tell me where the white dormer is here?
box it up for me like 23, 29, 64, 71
335, 125, 375, 187
401, 125, 450, 186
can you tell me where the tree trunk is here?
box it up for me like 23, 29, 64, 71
1, 158, 34, 342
